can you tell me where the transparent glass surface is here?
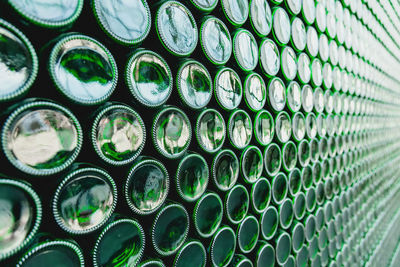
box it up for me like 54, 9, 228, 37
255, 111, 274, 145
19, 244, 81, 267
242, 147, 263, 183
252, 178, 270, 212
222, 0, 249, 25
257, 243, 274, 267
265, 145, 281, 175
302, 85, 313, 112
201, 18, 232, 64
57, 172, 114, 231
9, 0, 79, 23
238, 217, 258, 251
127, 162, 168, 213
6, 109, 78, 170
177, 155, 208, 200
291, 17, 306, 50
250, 0, 272, 36
214, 150, 239, 190
128, 52, 171, 106
53, 38, 114, 103
155, 109, 190, 157
153, 205, 188, 253
287, 82, 301, 112
195, 193, 222, 236
0, 184, 34, 256
96, 221, 144, 266
311, 58, 322, 86
158, 2, 197, 55
211, 228, 235, 266
281, 46, 297, 80
0, 26, 33, 99
229, 111, 252, 149
293, 113, 306, 140
276, 113, 291, 143
95, 0, 150, 43
297, 53, 310, 83
273, 8, 290, 44
234, 30, 258, 71
245, 73, 266, 111
96, 108, 144, 162
302, 0, 315, 24
287, 0, 301, 14
178, 61, 211, 109
175, 242, 206, 267
269, 78, 286, 111
197, 110, 225, 152
283, 143, 296, 170
215, 69, 242, 110
260, 39, 280, 76
192, 0, 218, 10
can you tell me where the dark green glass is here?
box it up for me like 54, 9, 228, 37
296, 244, 308, 267
228, 254, 252, 267
232, 29, 258, 71
152, 203, 189, 256
93, 219, 145, 267
272, 172, 288, 204
212, 149, 239, 191
196, 109, 226, 153
310, 138, 320, 162
293, 192, 306, 220
298, 139, 311, 167
291, 222, 305, 253
0, 179, 41, 261
244, 72, 266, 111
138, 259, 165, 267
240, 146, 263, 183
220, 0, 249, 26
52, 167, 117, 234
209, 226, 236, 267
125, 158, 169, 215
288, 168, 301, 196
251, 177, 271, 213
279, 198, 294, 229
49, 34, 118, 105
177, 60, 212, 109
254, 110, 274, 146
214, 67, 243, 110
173, 240, 206, 267
200, 16, 232, 65
193, 192, 223, 238
237, 215, 259, 253
126, 49, 172, 107
228, 109, 252, 149
8, 0, 83, 28
176, 153, 209, 202
263, 143, 281, 176
1, 99, 82, 176
0, 19, 38, 102
92, 0, 151, 45
91, 103, 146, 165
156, 1, 198, 56
255, 241, 275, 267
282, 141, 297, 171
16, 240, 84, 267
152, 106, 191, 158
249, 0, 272, 37
304, 214, 316, 242
275, 232, 291, 265
259, 38, 280, 77
225, 184, 249, 224
272, 7, 291, 45
260, 206, 278, 240
301, 165, 313, 190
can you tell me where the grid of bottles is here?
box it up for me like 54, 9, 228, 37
1, 0, 400, 266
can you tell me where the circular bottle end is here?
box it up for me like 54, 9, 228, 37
263, 143, 282, 177
251, 177, 271, 214
193, 192, 223, 238
294, 192, 306, 220
225, 184, 249, 224
260, 206, 279, 240
240, 145, 263, 184
173, 240, 206, 267
237, 215, 259, 253
195, 109, 226, 153
209, 226, 236, 267
212, 149, 239, 191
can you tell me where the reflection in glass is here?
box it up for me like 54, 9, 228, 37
215, 68, 242, 110
201, 17, 232, 64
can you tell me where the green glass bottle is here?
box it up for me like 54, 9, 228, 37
92, 0, 151, 45
220, 0, 249, 27
173, 240, 206, 267
227, 109, 252, 149
176, 59, 213, 109
1, 99, 82, 176
280, 46, 297, 81
126, 49, 172, 107
152, 106, 191, 159
188, 0, 218, 12
199, 16, 232, 65
228, 254, 252, 267
240, 145, 263, 184
275, 231, 291, 265
232, 28, 258, 72
267, 77, 286, 112
155, 1, 198, 56
151, 203, 189, 256
288, 168, 301, 196
0, 179, 42, 261
193, 192, 223, 238
91, 103, 146, 165
263, 143, 282, 176
16, 240, 84, 267
225, 184, 249, 224
259, 38, 280, 77
93, 218, 145, 267
253, 109, 274, 146
243, 72, 267, 112
298, 139, 311, 167
296, 244, 309, 267
254, 241, 275, 267
250, 177, 271, 214
304, 214, 316, 242
125, 158, 169, 215
297, 53, 311, 84
291, 222, 305, 253
214, 67, 243, 111
176, 153, 209, 202
259, 206, 278, 240
301, 165, 313, 190
52, 166, 117, 234
48, 33, 118, 105
212, 149, 239, 191
195, 108, 226, 153
282, 141, 298, 172
236, 215, 259, 253
0, 19, 38, 102
293, 192, 306, 220
275, 111, 292, 143
8, 0, 83, 28
138, 259, 166, 267
279, 198, 294, 229
290, 17, 306, 51
272, 7, 291, 46
208, 226, 236, 267
272, 172, 288, 205
249, 0, 272, 37
286, 81, 302, 113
